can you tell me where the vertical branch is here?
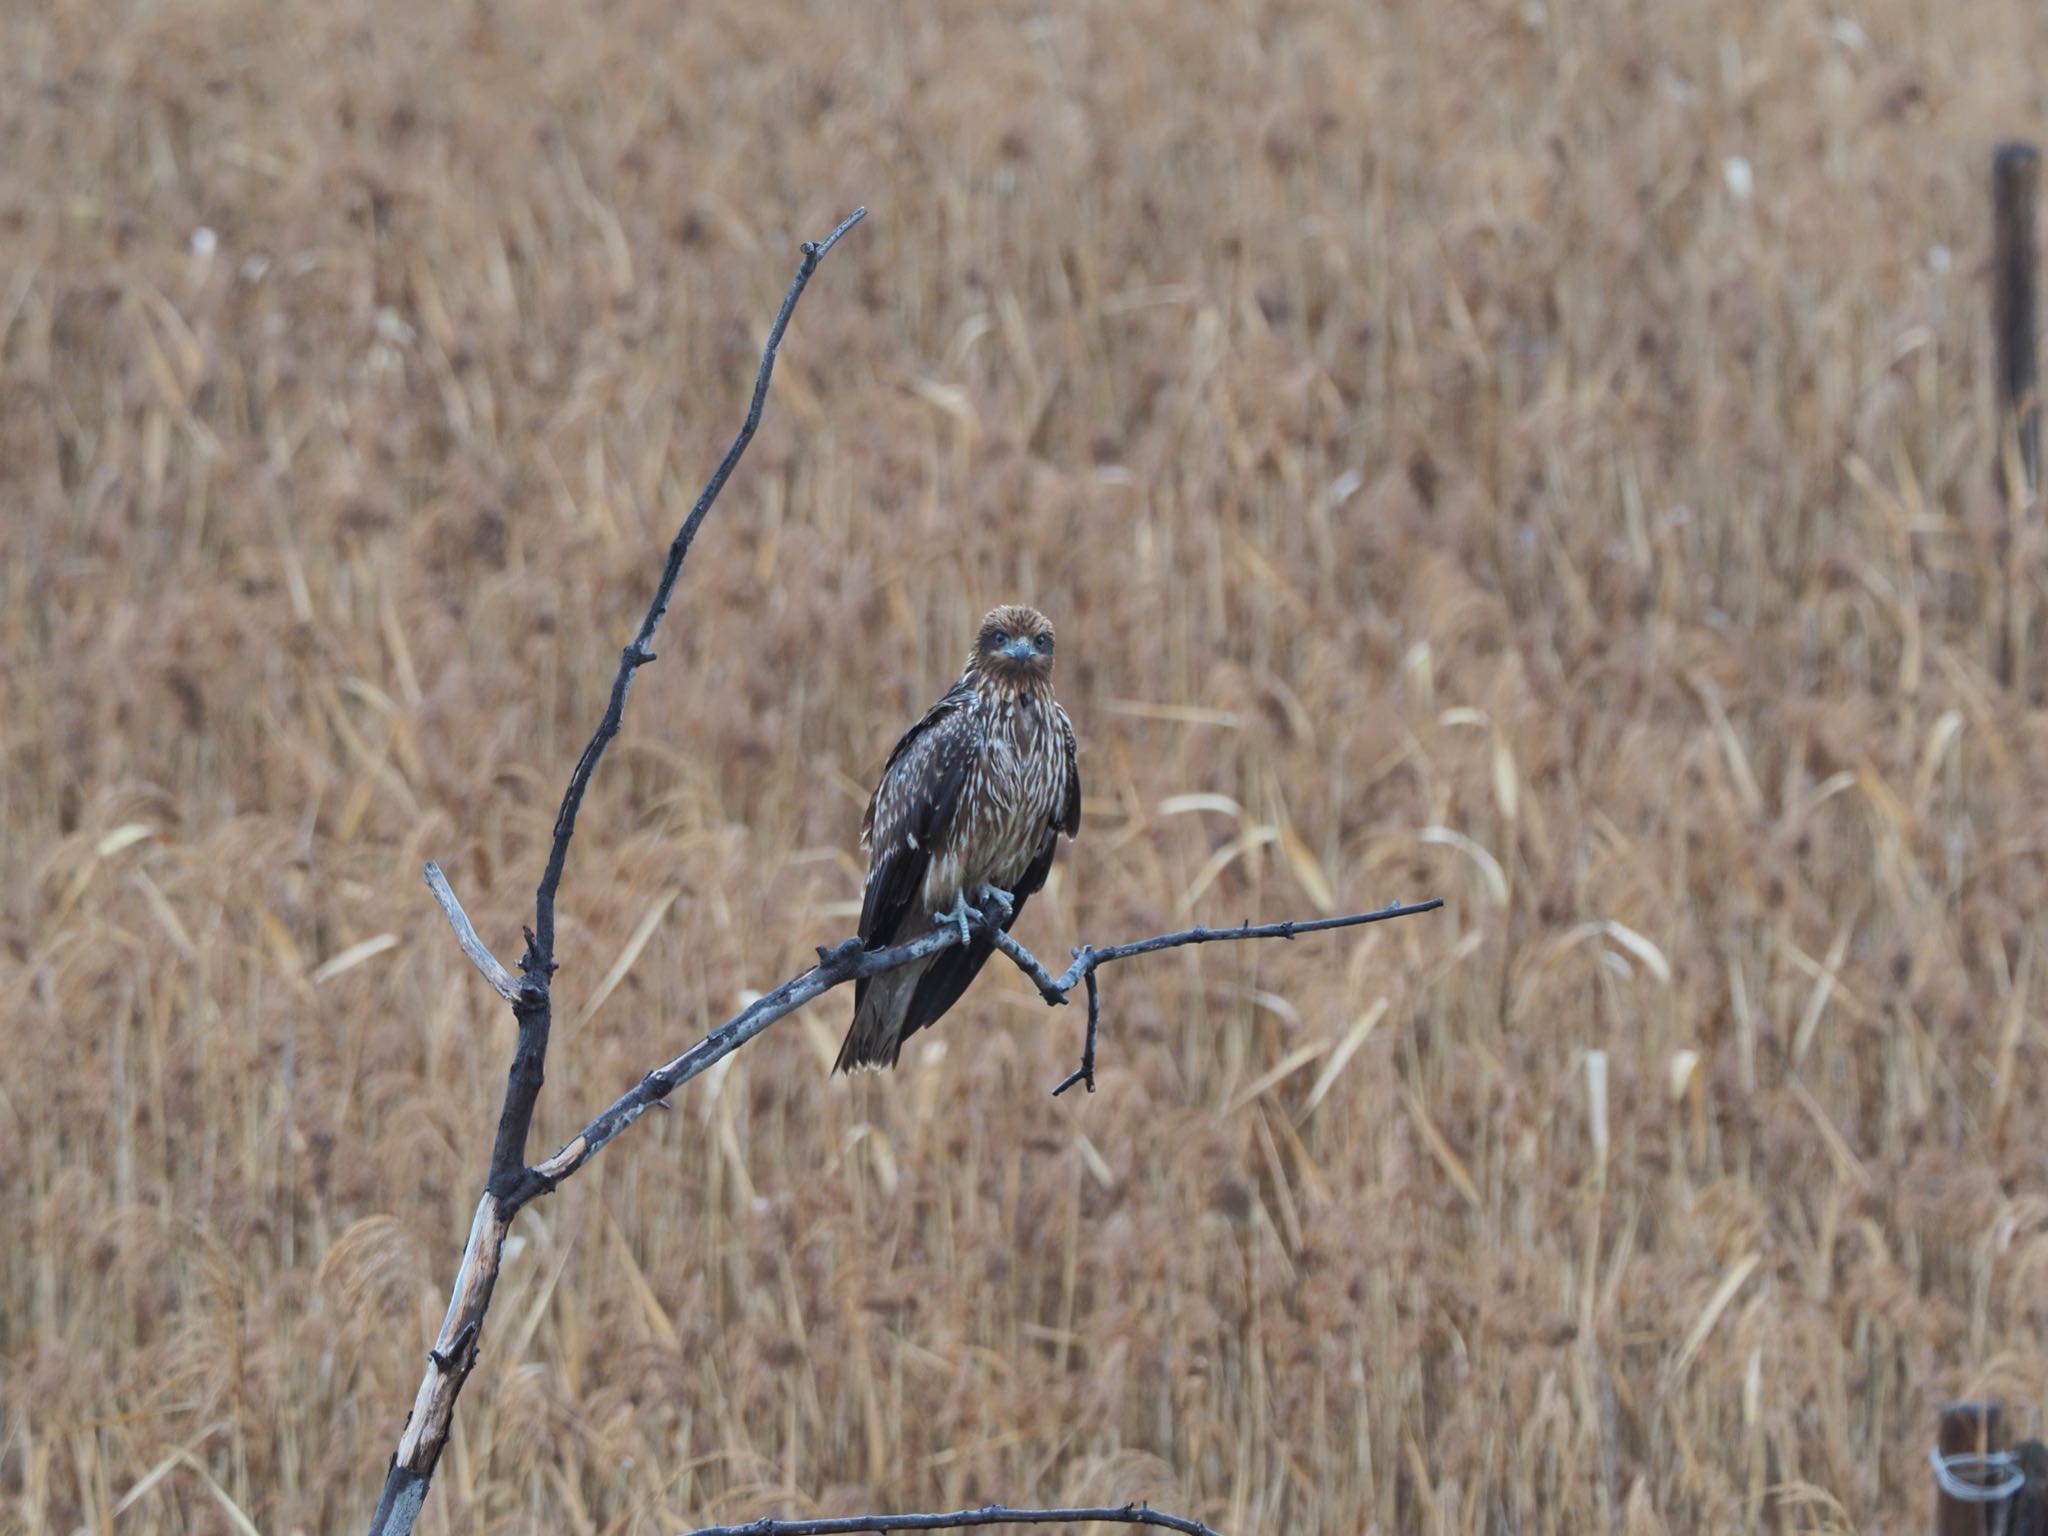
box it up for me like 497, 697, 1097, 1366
365, 208, 866, 1536
528, 205, 871, 970
487, 207, 868, 1207
364, 1193, 507, 1535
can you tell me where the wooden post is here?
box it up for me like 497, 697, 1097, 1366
2011, 1441, 2048, 1536
1995, 143, 2039, 502
1935, 1401, 2011, 1536
1992, 142, 2039, 689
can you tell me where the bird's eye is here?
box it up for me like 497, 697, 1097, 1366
991, 630, 1009, 647
1035, 633, 1053, 652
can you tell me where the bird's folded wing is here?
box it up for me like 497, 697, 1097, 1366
1057, 704, 1081, 837
858, 680, 980, 958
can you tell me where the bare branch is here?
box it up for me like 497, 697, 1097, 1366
526, 204, 870, 982
996, 898, 1447, 1095
423, 861, 524, 1003
679, 1503, 1223, 1536
522, 927, 962, 1202
1050, 969, 1102, 1097
371, 207, 866, 1536
486, 206, 868, 1205
364, 1192, 505, 1536
1041, 900, 1445, 994
518, 897, 1445, 1205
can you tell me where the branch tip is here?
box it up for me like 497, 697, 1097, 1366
423, 860, 523, 1004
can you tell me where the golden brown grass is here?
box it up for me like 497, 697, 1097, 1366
7, 0, 2048, 1531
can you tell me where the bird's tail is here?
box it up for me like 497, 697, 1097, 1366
834, 957, 929, 1073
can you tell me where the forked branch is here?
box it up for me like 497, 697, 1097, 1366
387, 889, 1435, 1536
493, 203, 873, 1205
983, 900, 1446, 1093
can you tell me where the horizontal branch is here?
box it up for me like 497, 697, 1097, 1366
507, 896, 1445, 1211
680, 1501, 1223, 1536
994, 899, 1446, 1001
517, 925, 959, 1206
997, 898, 1445, 1095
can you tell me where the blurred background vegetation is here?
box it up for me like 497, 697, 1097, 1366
6, 0, 2048, 1531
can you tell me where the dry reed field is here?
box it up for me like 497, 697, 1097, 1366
9, 0, 2048, 1531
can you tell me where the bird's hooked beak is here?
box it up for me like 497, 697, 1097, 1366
1001, 636, 1038, 663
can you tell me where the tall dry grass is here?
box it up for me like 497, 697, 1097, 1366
6, 0, 2048, 1531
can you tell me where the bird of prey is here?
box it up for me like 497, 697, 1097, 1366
835, 604, 1082, 1072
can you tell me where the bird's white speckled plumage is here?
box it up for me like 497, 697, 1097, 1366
918, 692, 1069, 912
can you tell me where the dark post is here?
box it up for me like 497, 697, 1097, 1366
1934, 1401, 2011, 1536
2012, 1442, 2048, 1536
1994, 143, 2039, 504
1992, 142, 2039, 689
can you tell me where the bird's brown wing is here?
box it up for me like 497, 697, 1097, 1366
896, 701, 1081, 1039
854, 680, 981, 1012
1056, 703, 1081, 837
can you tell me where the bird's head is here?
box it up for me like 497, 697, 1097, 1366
969, 604, 1058, 689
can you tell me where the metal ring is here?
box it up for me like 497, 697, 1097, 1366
1928, 1446, 2026, 1503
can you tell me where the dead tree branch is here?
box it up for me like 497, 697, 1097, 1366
492, 201, 872, 1212
364, 205, 866, 1536
1015, 899, 1446, 1093
679, 1502, 1224, 1536
524, 897, 1443, 1198
365, 202, 1443, 1536
423, 860, 523, 1003
384, 885, 1434, 1533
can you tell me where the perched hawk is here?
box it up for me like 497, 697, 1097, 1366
835, 604, 1082, 1072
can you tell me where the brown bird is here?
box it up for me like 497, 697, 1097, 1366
836, 604, 1082, 1072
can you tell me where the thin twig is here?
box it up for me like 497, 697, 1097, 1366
1043, 900, 1444, 995
423, 861, 524, 1003
679, 1501, 1223, 1536
1050, 969, 1102, 1096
